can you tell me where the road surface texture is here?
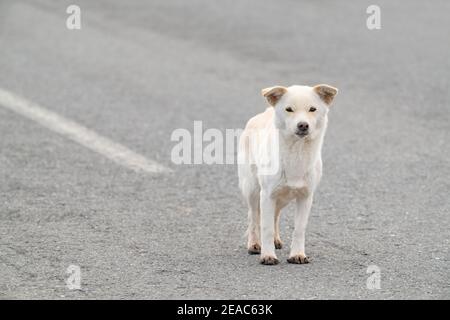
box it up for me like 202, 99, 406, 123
0, 0, 449, 299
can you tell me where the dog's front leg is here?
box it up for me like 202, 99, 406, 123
259, 190, 279, 265
288, 194, 313, 264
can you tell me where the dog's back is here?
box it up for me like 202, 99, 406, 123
238, 107, 276, 191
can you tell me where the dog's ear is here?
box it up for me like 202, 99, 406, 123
261, 86, 288, 106
313, 84, 338, 105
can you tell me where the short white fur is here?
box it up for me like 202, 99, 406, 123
238, 84, 338, 265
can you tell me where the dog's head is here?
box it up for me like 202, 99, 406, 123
261, 84, 338, 140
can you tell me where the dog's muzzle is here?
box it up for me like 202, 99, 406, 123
295, 122, 309, 137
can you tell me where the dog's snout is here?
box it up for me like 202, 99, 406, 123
297, 122, 309, 132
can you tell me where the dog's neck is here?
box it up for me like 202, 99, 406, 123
272, 132, 323, 189
279, 133, 322, 167
276, 117, 328, 181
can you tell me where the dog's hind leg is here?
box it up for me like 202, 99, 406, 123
243, 181, 261, 254
274, 208, 283, 249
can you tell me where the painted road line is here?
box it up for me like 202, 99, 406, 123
0, 87, 172, 174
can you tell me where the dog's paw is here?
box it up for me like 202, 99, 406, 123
287, 253, 310, 264
260, 255, 279, 265
274, 239, 283, 249
247, 243, 261, 255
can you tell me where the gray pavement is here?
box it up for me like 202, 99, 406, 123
0, 0, 449, 299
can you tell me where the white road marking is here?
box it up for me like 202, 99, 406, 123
0, 88, 172, 174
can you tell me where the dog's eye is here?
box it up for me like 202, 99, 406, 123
309, 106, 317, 112
285, 106, 294, 112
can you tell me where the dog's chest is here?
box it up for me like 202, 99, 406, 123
272, 169, 314, 204
273, 146, 319, 197
281, 149, 313, 183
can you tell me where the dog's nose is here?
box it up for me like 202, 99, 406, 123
297, 122, 309, 132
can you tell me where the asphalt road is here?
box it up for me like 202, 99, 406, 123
0, 0, 449, 299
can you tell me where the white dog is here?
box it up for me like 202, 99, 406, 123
238, 84, 338, 265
